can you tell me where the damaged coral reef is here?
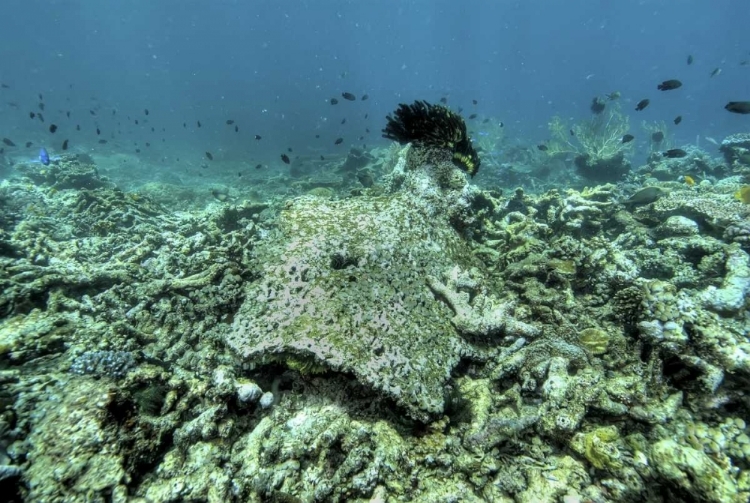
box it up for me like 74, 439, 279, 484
2, 142, 750, 503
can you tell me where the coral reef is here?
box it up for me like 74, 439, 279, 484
2, 139, 750, 503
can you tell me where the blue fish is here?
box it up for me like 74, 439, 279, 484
39, 148, 50, 166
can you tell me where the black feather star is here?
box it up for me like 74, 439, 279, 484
382, 100, 481, 176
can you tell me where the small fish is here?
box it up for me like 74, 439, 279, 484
341, 118, 346, 124
624, 186, 667, 206
76, 124, 81, 131
66, 111, 70, 118
49, 124, 58, 133
622, 134, 634, 143
183, 122, 187, 128
25, 141, 32, 148
238, 172, 242, 178
135, 148, 141, 153
205, 151, 213, 161
725, 101, 750, 114
342, 92, 356, 101
254, 134, 262, 140
330, 98, 339, 105
657, 79, 682, 91
741, 60, 750, 66
710, 67, 721, 77
469, 114, 478, 119
635, 99, 650, 111
280, 154, 290, 164
90, 110, 96, 115
235, 125, 239, 132
287, 147, 293, 152
98, 139, 108, 144
663, 148, 687, 158
439, 97, 448, 104
483, 118, 490, 124
674, 115, 682, 125
364, 113, 368, 119
651, 131, 664, 142
37, 113, 44, 122
335, 138, 343, 145
144, 109, 149, 115
315, 134, 320, 138
320, 155, 325, 160
735, 186, 750, 204
537, 144, 548, 151
96, 128, 101, 135
226, 119, 235, 125
29, 112, 35, 119
361, 94, 369, 101
38, 102, 45, 111
683, 175, 695, 186
39, 147, 50, 165
255, 163, 263, 169
197, 121, 202, 127
472, 99, 478, 105
687, 55, 693, 65
38, 93, 43, 100
62, 139, 69, 150
2, 138, 16, 146
135, 119, 139, 125
0, 83, 8, 89
570, 129, 575, 136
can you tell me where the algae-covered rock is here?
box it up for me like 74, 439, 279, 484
650, 438, 741, 503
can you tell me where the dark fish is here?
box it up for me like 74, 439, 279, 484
235, 125, 239, 132
98, 139, 108, 144
197, 121, 202, 127
315, 134, 320, 138
358, 136, 364, 140
361, 94, 369, 101
145, 142, 150, 147
320, 155, 325, 160
49, 124, 58, 133
330, 98, 339, 105
29, 112, 35, 119
38, 93, 43, 100
591, 97, 606, 114
2, 138, 15, 146
38, 102, 45, 111
365, 128, 370, 133
39, 148, 49, 165
62, 139, 69, 150
281, 154, 290, 164
710, 67, 721, 77
621, 134, 634, 143
651, 131, 664, 142
90, 110, 96, 115
288, 147, 293, 152
674, 115, 682, 125
439, 97, 448, 104
635, 99, 650, 111
335, 138, 343, 145
469, 114, 478, 119
238, 172, 242, 178
255, 163, 263, 169
472, 99, 478, 105
254, 135, 262, 140
25, 141, 32, 148
183, 122, 187, 128
37, 113, 44, 122
66, 111, 70, 118
205, 151, 213, 161
0, 83, 8, 89
483, 118, 490, 124
663, 148, 687, 158
135, 148, 141, 153
537, 144, 548, 151
144, 109, 149, 115
570, 129, 575, 136
741, 60, 750, 66
725, 101, 750, 114
687, 55, 693, 65
226, 119, 235, 125
364, 113, 368, 119
342, 92, 356, 101
135, 119, 139, 125
657, 79, 682, 91
96, 128, 101, 135
76, 124, 81, 131
341, 118, 346, 124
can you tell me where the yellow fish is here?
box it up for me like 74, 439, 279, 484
684, 175, 695, 186
734, 186, 750, 204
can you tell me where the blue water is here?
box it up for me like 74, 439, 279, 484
0, 0, 748, 176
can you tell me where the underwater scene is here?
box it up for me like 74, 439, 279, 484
2, 1, 750, 502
